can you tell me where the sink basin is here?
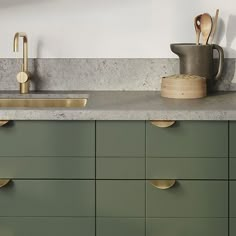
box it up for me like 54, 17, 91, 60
0, 98, 87, 108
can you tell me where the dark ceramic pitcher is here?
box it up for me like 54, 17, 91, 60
170, 43, 224, 92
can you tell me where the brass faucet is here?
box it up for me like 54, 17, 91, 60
13, 32, 30, 94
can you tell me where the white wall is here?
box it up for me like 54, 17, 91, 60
0, 0, 235, 58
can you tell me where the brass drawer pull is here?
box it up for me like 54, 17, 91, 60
151, 120, 175, 128
0, 179, 11, 188
0, 120, 9, 127
150, 180, 176, 190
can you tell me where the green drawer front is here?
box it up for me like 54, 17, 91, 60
147, 158, 228, 179
96, 121, 145, 179
96, 180, 145, 217
0, 121, 95, 157
0, 157, 94, 179
230, 181, 236, 217
0, 180, 95, 216
147, 218, 228, 236
230, 121, 236, 157
230, 218, 236, 236
147, 180, 228, 217
0, 217, 95, 236
97, 218, 145, 236
96, 158, 145, 179
230, 159, 236, 179
146, 121, 228, 158
96, 121, 145, 157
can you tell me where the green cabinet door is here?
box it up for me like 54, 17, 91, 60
230, 218, 236, 236
0, 217, 95, 236
0, 121, 95, 179
230, 181, 236, 217
96, 121, 145, 157
96, 121, 145, 179
146, 121, 228, 158
147, 180, 228, 217
96, 180, 145, 236
96, 180, 145, 217
0, 121, 95, 156
0, 157, 95, 179
97, 158, 145, 179
230, 122, 236, 179
230, 121, 236, 235
147, 158, 228, 179
97, 218, 145, 236
230, 181, 236, 236
230, 159, 236, 179
146, 218, 228, 236
230, 121, 236, 157
0, 180, 95, 216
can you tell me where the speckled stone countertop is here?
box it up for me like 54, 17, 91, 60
0, 91, 236, 120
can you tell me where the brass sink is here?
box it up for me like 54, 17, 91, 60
0, 98, 87, 108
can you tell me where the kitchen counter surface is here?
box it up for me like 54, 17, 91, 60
0, 91, 236, 120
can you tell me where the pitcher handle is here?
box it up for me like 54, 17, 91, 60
213, 44, 224, 80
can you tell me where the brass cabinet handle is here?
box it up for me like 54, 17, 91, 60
150, 180, 176, 190
0, 179, 11, 188
151, 120, 175, 128
0, 120, 9, 127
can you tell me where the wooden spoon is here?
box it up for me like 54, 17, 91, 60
209, 9, 219, 44
200, 13, 213, 45
194, 14, 202, 45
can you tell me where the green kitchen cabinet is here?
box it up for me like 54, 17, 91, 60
230, 159, 236, 179
230, 218, 236, 236
0, 180, 95, 216
146, 121, 229, 236
146, 180, 228, 218
229, 122, 236, 236
0, 121, 95, 157
230, 181, 236, 217
146, 218, 228, 236
230, 121, 236, 158
146, 121, 228, 158
0, 120, 232, 236
96, 157, 145, 179
0, 157, 95, 179
230, 181, 236, 236
97, 218, 145, 236
230, 122, 236, 179
96, 180, 145, 236
96, 121, 145, 157
0, 121, 95, 179
230, 122, 236, 236
96, 121, 145, 179
0, 218, 95, 236
96, 180, 145, 217
147, 157, 228, 179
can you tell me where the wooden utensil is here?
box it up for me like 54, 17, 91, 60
194, 14, 202, 45
200, 13, 213, 45
209, 9, 219, 44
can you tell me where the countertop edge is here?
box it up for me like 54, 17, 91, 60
0, 110, 233, 121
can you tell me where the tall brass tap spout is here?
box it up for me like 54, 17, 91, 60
13, 32, 30, 94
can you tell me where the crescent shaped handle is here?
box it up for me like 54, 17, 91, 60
151, 120, 176, 128
0, 121, 9, 127
150, 180, 176, 190
0, 179, 11, 188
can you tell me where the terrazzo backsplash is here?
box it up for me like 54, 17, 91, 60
0, 59, 235, 91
